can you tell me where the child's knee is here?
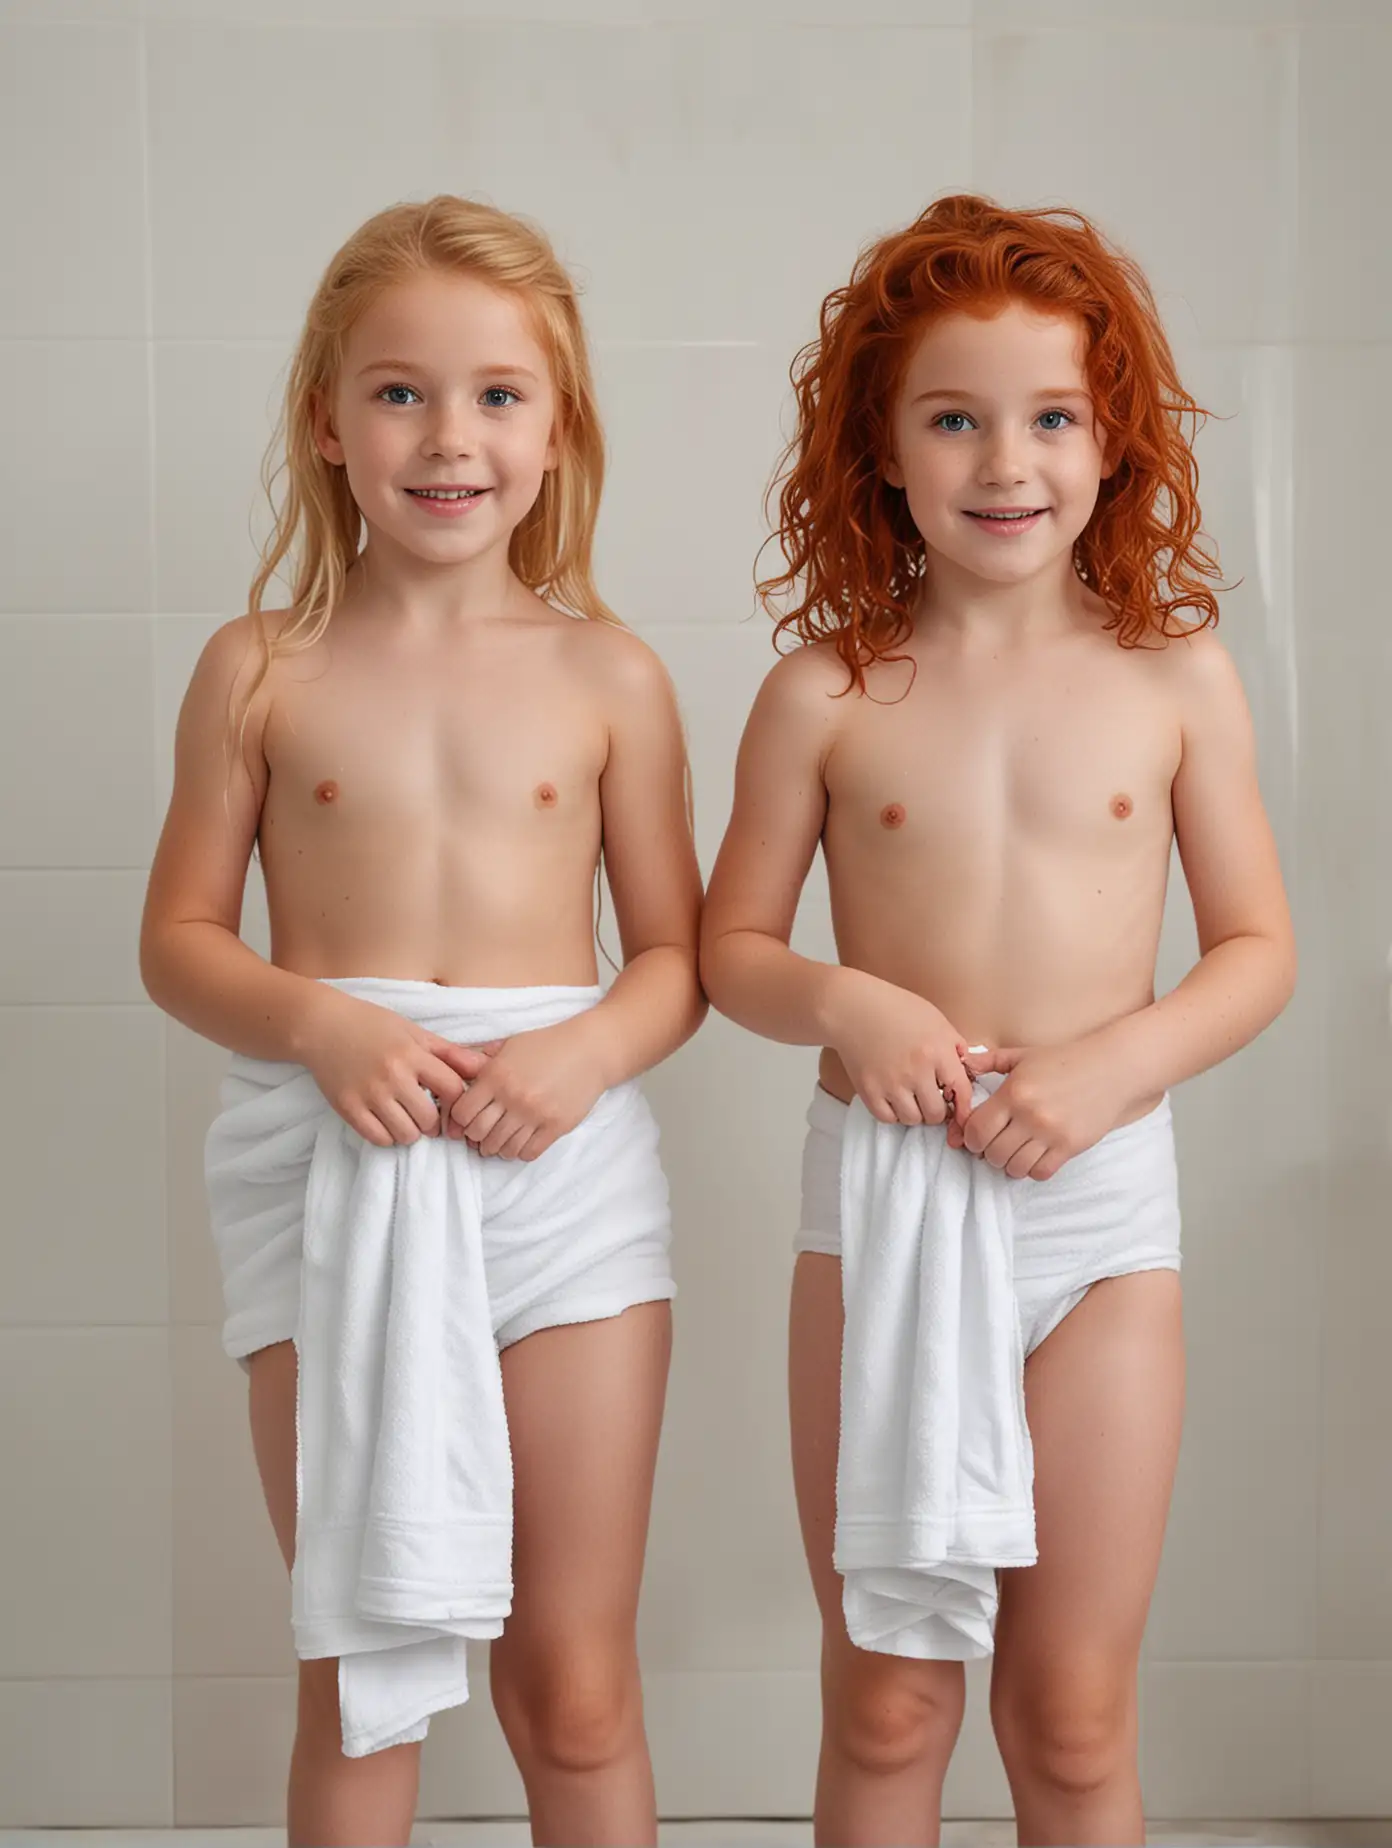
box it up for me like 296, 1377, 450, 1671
491, 1644, 639, 1774
824, 1651, 964, 1776
991, 1663, 1133, 1795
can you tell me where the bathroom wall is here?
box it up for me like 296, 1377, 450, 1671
1, 0, 1388, 1824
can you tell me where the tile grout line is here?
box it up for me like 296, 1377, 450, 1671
135, 1, 178, 1820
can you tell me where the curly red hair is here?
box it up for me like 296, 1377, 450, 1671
759, 194, 1223, 687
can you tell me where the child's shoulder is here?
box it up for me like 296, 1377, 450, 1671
556, 610, 678, 704
194, 608, 298, 680
183, 608, 304, 735
1139, 624, 1247, 716
760, 636, 854, 706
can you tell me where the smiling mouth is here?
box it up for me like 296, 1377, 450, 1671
406, 486, 489, 500
966, 508, 1048, 521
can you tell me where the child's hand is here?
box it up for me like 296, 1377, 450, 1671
826, 968, 975, 1134
298, 988, 492, 1148
947, 1039, 1126, 1179
445, 1014, 609, 1161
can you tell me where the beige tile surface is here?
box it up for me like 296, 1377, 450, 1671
1296, 27, 1392, 341
1310, 1664, 1392, 1815
972, 27, 1298, 343
146, 23, 437, 343
166, 1019, 230, 1329
0, 1680, 172, 1829
1142, 1662, 1312, 1818
592, 342, 790, 631
0, 873, 148, 1003
147, 21, 973, 348
172, 1677, 294, 1826
0, 1330, 171, 1678
0, 1006, 166, 1323
0, 23, 146, 339
0, 617, 156, 868
152, 345, 296, 619
0, 342, 152, 614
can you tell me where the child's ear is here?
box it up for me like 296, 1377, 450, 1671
1098, 427, 1120, 480
883, 450, 905, 489
543, 419, 560, 472
312, 391, 346, 467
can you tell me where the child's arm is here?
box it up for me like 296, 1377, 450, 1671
141, 619, 475, 1146
1099, 631, 1297, 1090
447, 633, 705, 1161
956, 634, 1297, 1177
582, 634, 707, 1077
699, 649, 975, 1129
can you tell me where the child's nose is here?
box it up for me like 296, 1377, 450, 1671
979, 434, 1027, 484
424, 401, 480, 458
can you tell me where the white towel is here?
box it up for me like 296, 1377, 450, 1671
205, 978, 668, 1757
834, 1081, 1036, 1660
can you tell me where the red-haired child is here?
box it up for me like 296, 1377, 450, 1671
701, 194, 1295, 1847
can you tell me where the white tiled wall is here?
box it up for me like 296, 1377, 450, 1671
1, 0, 1387, 1827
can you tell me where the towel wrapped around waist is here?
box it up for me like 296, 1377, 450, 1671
834, 1071, 1180, 1660
205, 977, 673, 1757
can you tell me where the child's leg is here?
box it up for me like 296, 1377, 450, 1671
989, 1271, 1185, 1848
789, 1254, 967, 1848
245, 1340, 423, 1848
488, 1300, 671, 1848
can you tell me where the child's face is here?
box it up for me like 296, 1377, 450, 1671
886, 301, 1113, 595
315, 269, 559, 570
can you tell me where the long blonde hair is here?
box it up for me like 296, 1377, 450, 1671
240, 194, 616, 727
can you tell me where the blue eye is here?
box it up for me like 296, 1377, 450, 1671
1037, 408, 1074, 430
377, 384, 420, 406
933, 412, 975, 433
481, 386, 521, 408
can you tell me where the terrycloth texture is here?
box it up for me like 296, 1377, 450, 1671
831, 1072, 1181, 1660
204, 978, 673, 1758
796, 1079, 1180, 1358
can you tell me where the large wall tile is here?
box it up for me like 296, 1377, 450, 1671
167, 1018, 232, 1328
144, 0, 972, 18
1141, 1661, 1311, 1817
0, 1329, 171, 1677
147, 25, 436, 341
1293, 346, 1392, 1150
1316, 1146, 1392, 1659
152, 344, 295, 617
172, 1676, 293, 1825
148, 22, 970, 347
0, 617, 155, 867
592, 341, 791, 630
0, 342, 152, 613
1145, 1148, 1320, 1660
151, 0, 970, 15
0, 1679, 171, 1828
0, 872, 147, 1002
1297, 27, 1392, 341
425, 23, 971, 348
642, 1013, 824, 1672
0, 1006, 165, 1323
0, 24, 145, 338
1311, 1663, 1392, 1815
972, 29, 1298, 343
980, 0, 1300, 18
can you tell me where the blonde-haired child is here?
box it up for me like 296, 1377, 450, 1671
142, 196, 703, 1847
